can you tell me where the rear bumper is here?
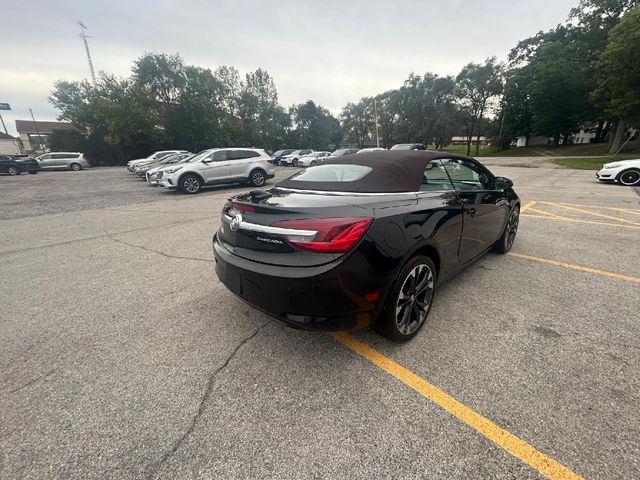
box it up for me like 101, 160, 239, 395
213, 233, 389, 331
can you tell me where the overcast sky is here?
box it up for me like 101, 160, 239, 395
1, 0, 576, 136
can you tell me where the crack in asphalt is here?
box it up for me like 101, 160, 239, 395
0, 216, 212, 257
108, 236, 214, 263
8, 369, 57, 394
146, 321, 269, 479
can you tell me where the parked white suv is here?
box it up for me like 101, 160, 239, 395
279, 149, 313, 166
36, 152, 89, 171
157, 148, 275, 193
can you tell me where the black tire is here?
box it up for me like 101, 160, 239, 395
70, 163, 82, 171
310, 160, 316, 166
28, 171, 38, 174
618, 169, 640, 186
249, 169, 266, 187
292, 158, 299, 167
493, 205, 520, 254
374, 255, 437, 342
8, 166, 19, 175
179, 174, 202, 194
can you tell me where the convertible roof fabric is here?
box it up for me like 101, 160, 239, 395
276, 150, 471, 193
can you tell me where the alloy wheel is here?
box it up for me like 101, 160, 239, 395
619, 170, 640, 186
505, 207, 520, 250
70, 163, 81, 171
183, 177, 200, 193
8, 166, 19, 175
395, 264, 434, 335
251, 171, 265, 186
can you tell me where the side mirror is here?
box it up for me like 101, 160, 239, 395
495, 176, 513, 189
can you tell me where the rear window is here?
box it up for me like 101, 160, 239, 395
288, 164, 372, 183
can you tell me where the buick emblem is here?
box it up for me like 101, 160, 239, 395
230, 214, 243, 232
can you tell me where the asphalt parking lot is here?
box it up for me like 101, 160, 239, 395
1, 164, 639, 479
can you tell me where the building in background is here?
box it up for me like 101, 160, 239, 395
15, 120, 76, 153
0, 131, 22, 155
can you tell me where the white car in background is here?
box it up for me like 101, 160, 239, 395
36, 152, 90, 171
157, 147, 275, 193
596, 158, 640, 186
279, 149, 313, 166
127, 150, 187, 171
297, 151, 332, 167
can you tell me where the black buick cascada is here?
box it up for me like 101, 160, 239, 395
214, 151, 519, 342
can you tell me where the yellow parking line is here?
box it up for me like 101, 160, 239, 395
521, 213, 640, 229
541, 202, 640, 226
507, 252, 640, 284
331, 332, 583, 480
550, 202, 640, 215
528, 207, 568, 219
520, 201, 536, 213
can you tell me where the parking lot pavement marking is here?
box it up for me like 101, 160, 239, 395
507, 252, 640, 284
549, 202, 640, 215
521, 212, 640, 230
520, 201, 536, 213
331, 332, 584, 480
540, 202, 640, 226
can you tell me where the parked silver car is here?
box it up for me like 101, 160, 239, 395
157, 148, 275, 193
36, 152, 89, 171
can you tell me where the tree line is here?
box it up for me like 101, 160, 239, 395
49, 0, 639, 164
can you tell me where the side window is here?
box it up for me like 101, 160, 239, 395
441, 158, 494, 191
421, 159, 454, 191
229, 150, 260, 160
40, 154, 52, 160
211, 150, 228, 162
53, 153, 72, 159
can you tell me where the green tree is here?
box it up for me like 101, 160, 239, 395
594, 4, 640, 152
291, 101, 342, 150
340, 100, 373, 148
455, 58, 503, 155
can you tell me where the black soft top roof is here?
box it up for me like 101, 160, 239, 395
276, 150, 472, 193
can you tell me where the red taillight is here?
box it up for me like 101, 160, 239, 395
232, 202, 255, 213
272, 217, 372, 253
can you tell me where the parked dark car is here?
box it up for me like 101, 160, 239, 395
0, 155, 41, 175
271, 149, 295, 166
213, 151, 519, 342
391, 143, 426, 150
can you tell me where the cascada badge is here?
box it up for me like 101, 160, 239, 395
230, 214, 242, 232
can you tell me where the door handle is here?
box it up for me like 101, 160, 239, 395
466, 207, 477, 217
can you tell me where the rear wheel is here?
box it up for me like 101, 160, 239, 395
374, 255, 436, 342
8, 166, 19, 175
249, 169, 266, 187
493, 205, 519, 254
70, 163, 82, 171
179, 174, 202, 194
618, 169, 640, 186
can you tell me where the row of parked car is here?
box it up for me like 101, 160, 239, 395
0, 152, 90, 175
272, 144, 426, 167
124, 143, 430, 194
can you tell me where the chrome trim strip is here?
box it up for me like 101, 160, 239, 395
223, 214, 317, 237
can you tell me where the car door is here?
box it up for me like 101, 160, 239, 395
0, 156, 9, 173
199, 150, 231, 183
228, 150, 259, 179
37, 154, 55, 169
441, 158, 509, 264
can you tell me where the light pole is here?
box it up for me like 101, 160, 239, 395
29, 108, 45, 153
79, 21, 97, 84
374, 98, 380, 148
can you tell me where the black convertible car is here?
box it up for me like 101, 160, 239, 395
0, 155, 41, 175
214, 151, 519, 342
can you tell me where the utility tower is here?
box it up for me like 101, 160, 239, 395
78, 21, 96, 84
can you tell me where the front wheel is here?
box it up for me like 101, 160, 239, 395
493, 205, 519, 254
374, 256, 436, 342
618, 169, 640, 186
179, 174, 202, 194
310, 161, 316, 166
292, 158, 299, 167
